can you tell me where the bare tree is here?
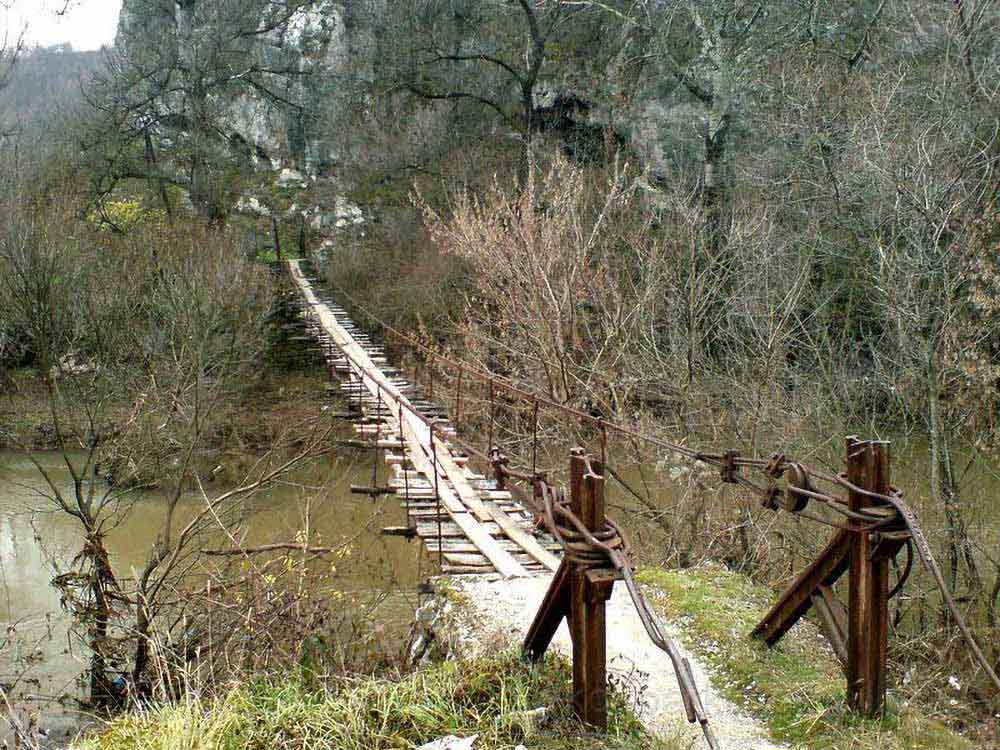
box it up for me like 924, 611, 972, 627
385, 0, 613, 174
0, 204, 331, 702
423, 156, 670, 413
83, 0, 316, 222
0, 13, 24, 137
848, 4, 1000, 596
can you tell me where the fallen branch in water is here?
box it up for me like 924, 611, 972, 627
201, 543, 335, 556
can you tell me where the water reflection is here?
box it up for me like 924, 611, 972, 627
0, 446, 424, 744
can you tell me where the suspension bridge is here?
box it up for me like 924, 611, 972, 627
283, 259, 1000, 750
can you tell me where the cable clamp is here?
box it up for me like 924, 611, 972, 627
720, 450, 739, 484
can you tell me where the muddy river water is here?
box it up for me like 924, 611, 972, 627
0, 445, 424, 745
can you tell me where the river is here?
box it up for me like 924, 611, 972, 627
0, 443, 425, 746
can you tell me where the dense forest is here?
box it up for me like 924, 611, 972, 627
1, 1, 999, 747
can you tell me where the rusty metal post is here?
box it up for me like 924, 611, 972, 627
523, 448, 615, 730
491, 449, 507, 491
371, 385, 382, 492
431, 421, 443, 568
846, 437, 891, 717
569, 449, 614, 729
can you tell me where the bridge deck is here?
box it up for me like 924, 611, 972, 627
288, 260, 560, 578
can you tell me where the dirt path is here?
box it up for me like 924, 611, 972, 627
448, 573, 785, 750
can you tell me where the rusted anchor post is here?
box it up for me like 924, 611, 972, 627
523, 448, 616, 729
846, 437, 898, 717
490, 448, 507, 491
752, 437, 900, 719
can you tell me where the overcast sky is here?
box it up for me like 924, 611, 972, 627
2, 0, 121, 51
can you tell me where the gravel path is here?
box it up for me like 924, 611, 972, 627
448, 573, 786, 750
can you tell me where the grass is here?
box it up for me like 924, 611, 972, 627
635, 565, 973, 750
74, 651, 680, 750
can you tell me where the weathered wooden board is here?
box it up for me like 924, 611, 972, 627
289, 261, 537, 579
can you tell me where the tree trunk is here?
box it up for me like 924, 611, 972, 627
132, 598, 152, 696
176, 1, 217, 222
272, 217, 283, 260
86, 535, 117, 707
694, 12, 736, 254
702, 116, 730, 250
928, 356, 980, 600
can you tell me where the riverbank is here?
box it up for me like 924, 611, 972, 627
71, 564, 976, 750
72, 651, 667, 750
422, 565, 974, 750
0, 365, 331, 485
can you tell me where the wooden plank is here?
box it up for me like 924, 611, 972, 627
288, 261, 527, 580
412, 418, 558, 572
403, 438, 526, 578
572, 566, 613, 729
443, 564, 495, 574
381, 526, 417, 538
417, 521, 504, 538
570, 453, 614, 729
389, 409, 526, 576
425, 539, 562, 554
443, 551, 490, 566
293, 263, 562, 579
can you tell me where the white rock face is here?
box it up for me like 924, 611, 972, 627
117, 0, 364, 178
226, 91, 285, 165
284, 2, 333, 48
234, 195, 271, 217
277, 168, 307, 187
117, 0, 687, 197
335, 197, 364, 225
308, 196, 364, 230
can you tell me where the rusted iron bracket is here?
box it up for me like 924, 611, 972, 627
782, 461, 812, 512
751, 529, 852, 645
719, 450, 739, 484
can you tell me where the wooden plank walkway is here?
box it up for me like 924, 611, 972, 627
287, 260, 560, 578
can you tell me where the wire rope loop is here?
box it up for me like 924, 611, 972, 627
536, 480, 623, 568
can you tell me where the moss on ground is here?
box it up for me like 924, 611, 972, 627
74, 651, 680, 750
635, 566, 973, 750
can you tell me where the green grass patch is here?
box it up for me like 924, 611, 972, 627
635, 566, 972, 750
75, 651, 679, 750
